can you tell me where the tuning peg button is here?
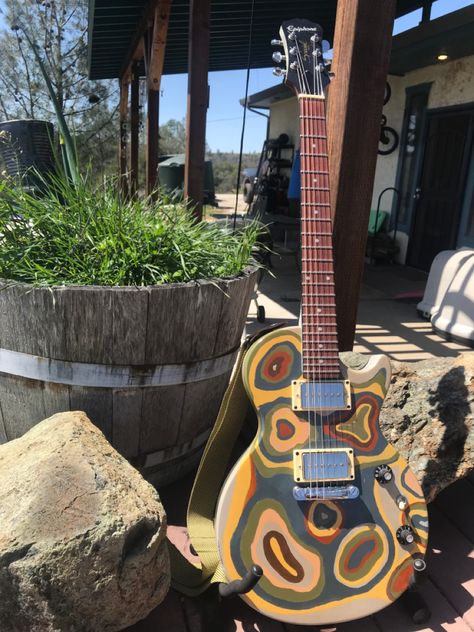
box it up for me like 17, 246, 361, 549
271, 39, 283, 46
272, 52, 285, 63
272, 67, 286, 77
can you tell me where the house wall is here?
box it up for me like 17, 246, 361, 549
372, 54, 474, 262
268, 97, 299, 145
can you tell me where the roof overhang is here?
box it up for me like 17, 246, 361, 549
390, 4, 474, 74
88, 0, 429, 80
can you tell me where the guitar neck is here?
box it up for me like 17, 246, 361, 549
299, 95, 340, 381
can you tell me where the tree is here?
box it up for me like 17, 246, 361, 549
158, 118, 186, 155
0, 0, 118, 174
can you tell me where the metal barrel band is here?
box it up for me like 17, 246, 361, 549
0, 346, 239, 388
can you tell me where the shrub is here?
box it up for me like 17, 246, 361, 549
0, 174, 261, 286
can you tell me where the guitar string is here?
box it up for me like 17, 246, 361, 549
316, 56, 340, 485
295, 34, 324, 497
293, 35, 317, 496
314, 48, 327, 499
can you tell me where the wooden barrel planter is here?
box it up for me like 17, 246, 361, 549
0, 267, 258, 486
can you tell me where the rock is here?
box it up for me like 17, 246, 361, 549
379, 352, 474, 502
0, 411, 170, 632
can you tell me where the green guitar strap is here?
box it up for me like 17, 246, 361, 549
169, 325, 281, 596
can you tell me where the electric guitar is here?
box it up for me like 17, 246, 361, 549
215, 19, 428, 625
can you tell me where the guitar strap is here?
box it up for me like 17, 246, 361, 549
169, 324, 282, 596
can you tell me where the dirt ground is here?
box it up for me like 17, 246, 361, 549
205, 192, 248, 220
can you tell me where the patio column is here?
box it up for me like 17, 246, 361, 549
130, 63, 140, 196
146, 0, 171, 195
327, 0, 396, 351
184, 0, 210, 221
119, 77, 129, 197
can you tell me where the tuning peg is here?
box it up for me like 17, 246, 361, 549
272, 52, 286, 63
272, 67, 286, 77
310, 34, 320, 43
271, 39, 283, 46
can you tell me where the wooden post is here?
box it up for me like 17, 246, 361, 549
146, 1, 171, 195
184, 0, 210, 221
146, 89, 159, 195
327, 0, 396, 351
119, 78, 129, 197
130, 64, 140, 196
421, 1, 432, 23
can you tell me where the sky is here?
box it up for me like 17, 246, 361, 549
159, 0, 473, 154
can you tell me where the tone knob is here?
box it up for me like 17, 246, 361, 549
396, 525, 415, 545
374, 464, 393, 485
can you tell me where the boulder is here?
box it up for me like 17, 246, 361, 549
379, 352, 474, 502
0, 411, 170, 632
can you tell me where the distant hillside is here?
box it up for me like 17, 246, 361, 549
207, 151, 259, 193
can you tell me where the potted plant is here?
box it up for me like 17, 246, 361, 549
0, 174, 261, 486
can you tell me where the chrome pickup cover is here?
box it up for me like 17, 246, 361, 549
294, 448, 355, 483
292, 379, 351, 411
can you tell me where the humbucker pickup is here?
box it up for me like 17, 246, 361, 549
292, 379, 351, 411
294, 448, 355, 483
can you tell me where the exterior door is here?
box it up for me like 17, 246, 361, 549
407, 110, 473, 271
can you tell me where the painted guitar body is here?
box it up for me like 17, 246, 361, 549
215, 326, 428, 625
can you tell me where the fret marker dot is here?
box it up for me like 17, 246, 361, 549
315, 238, 319, 243
319, 359, 324, 364
326, 276, 330, 280
317, 308, 322, 313
318, 327, 322, 332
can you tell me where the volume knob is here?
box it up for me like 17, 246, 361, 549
396, 525, 415, 546
374, 464, 393, 485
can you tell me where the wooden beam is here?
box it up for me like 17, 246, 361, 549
327, 0, 396, 351
148, 0, 172, 90
421, 1, 432, 23
130, 63, 140, 196
120, 0, 160, 80
144, 0, 171, 194
146, 89, 159, 194
184, 0, 210, 221
118, 78, 129, 197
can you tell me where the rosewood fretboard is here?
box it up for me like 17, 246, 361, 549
299, 95, 340, 381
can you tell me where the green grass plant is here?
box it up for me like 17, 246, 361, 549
0, 174, 261, 286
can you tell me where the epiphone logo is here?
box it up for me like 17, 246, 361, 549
287, 25, 318, 32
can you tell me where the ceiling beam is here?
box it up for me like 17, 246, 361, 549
120, 0, 160, 79
148, 0, 172, 90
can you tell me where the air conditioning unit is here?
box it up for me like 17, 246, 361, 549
417, 248, 474, 319
431, 253, 474, 348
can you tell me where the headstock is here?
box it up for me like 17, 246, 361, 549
272, 19, 331, 97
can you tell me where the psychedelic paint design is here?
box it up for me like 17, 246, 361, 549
215, 327, 428, 625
